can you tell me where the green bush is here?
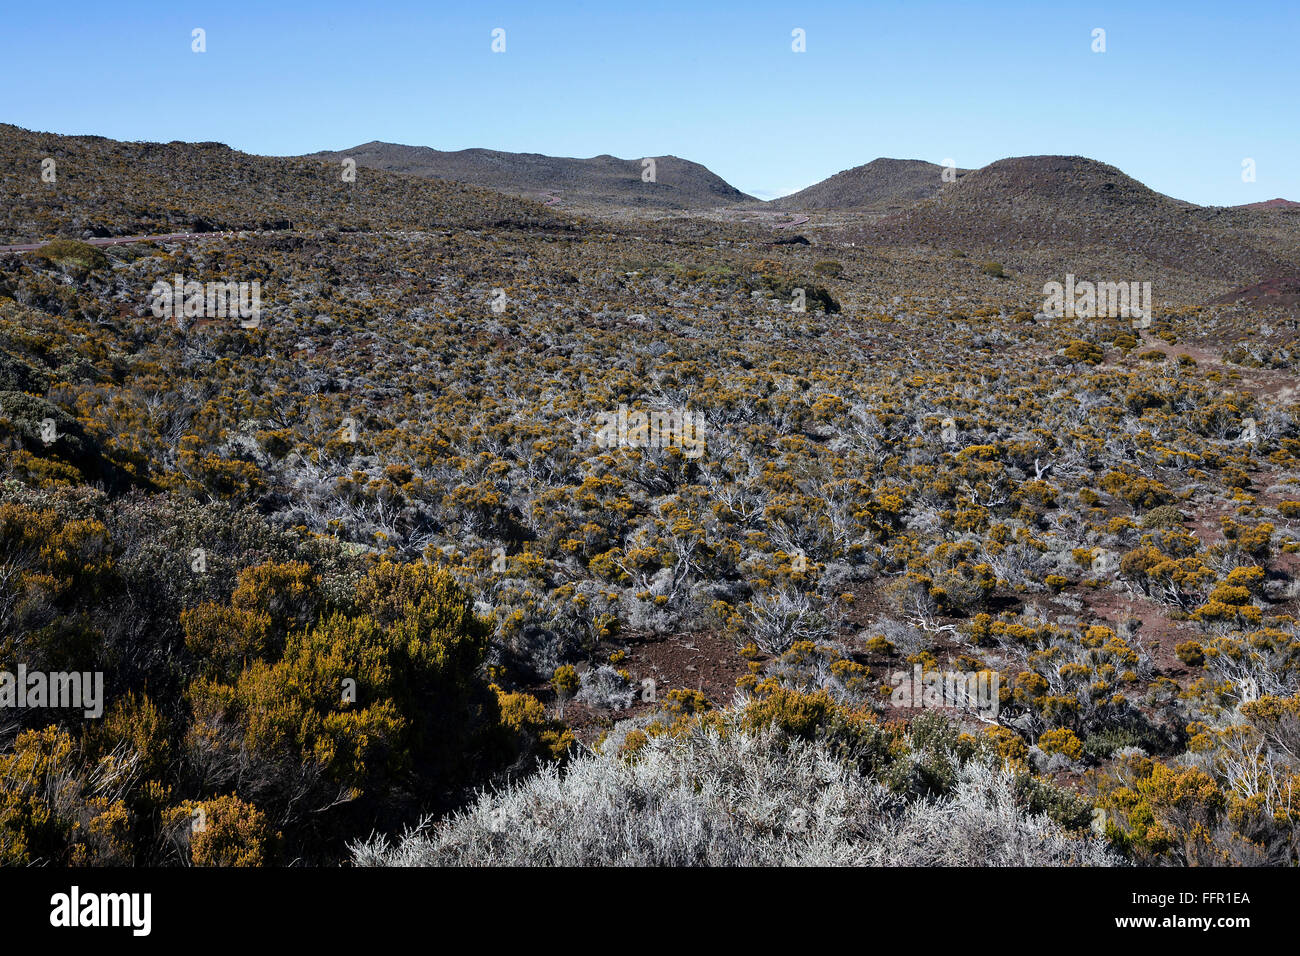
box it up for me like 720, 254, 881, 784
32, 239, 110, 273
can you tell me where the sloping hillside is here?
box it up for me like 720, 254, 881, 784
304, 142, 755, 210
0, 125, 569, 243
770, 158, 966, 211
860, 155, 1300, 281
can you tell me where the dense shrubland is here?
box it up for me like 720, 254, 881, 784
0, 486, 568, 864
2, 128, 1300, 865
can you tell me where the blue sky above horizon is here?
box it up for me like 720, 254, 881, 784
4, 0, 1296, 205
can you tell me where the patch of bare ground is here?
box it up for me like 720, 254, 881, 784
1120, 326, 1299, 405
619, 627, 747, 705
543, 628, 750, 745
1208, 275, 1300, 311
1072, 586, 1200, 687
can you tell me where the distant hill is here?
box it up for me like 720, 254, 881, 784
769, 158, 968, 211
860, 155, 1300, 280
1235, 198, 1300, 211
303, 142, 755, 210
8, 128, 1297, 286
916, 154, 1188, 215
0, 125, 566, 244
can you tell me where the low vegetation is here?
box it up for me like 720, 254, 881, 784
2, 126, 1299, 866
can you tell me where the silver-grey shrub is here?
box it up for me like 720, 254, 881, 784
351, 725, 1120, 867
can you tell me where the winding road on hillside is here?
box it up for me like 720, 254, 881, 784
0, 230, 253, 253
773, 215, 810, 229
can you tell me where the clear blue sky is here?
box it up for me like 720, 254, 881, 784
5, 0, 1296, 205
